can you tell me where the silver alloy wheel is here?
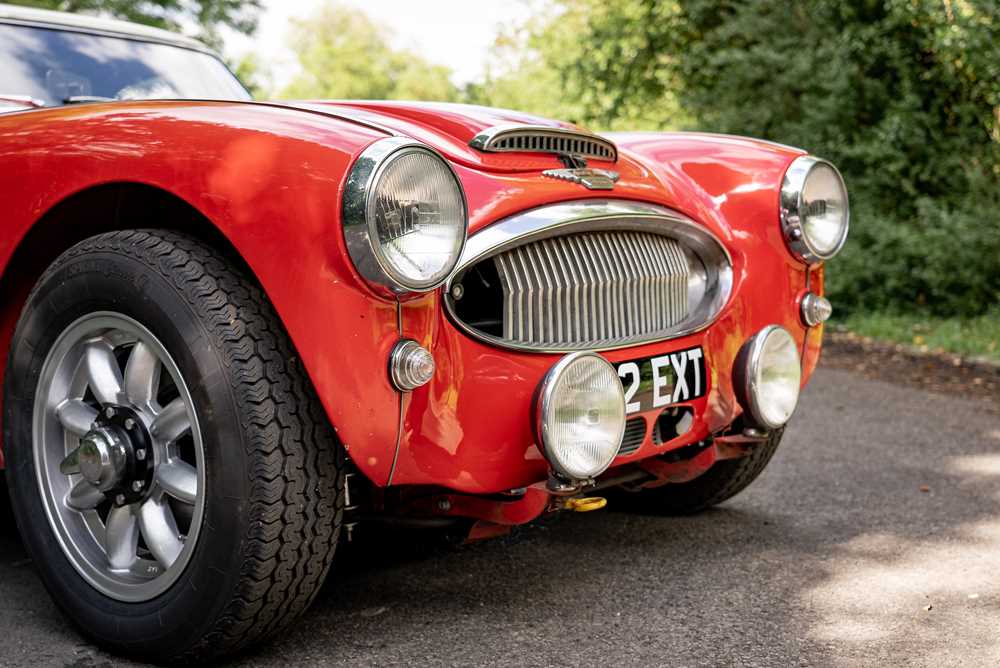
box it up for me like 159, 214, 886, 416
32, 312, 205, 602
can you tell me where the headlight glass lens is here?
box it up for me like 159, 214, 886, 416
801, 162, 849, 257
781, 156, 849, 263
538, 353, 625, 480
748, 326, 802, 428
367, 148, 466, 289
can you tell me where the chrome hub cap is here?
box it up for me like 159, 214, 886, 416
33, 313, 205, 602
75, 427, 126, 490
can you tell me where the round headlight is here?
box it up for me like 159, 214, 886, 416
535, 352, 626, 481
736, 325, 802, 429
780, 156, 849, 264
343, 138, 468, 293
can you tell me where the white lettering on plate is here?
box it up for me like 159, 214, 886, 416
651, 356, 672, 408
670, 351, 689, 403
618, 362, 641, 414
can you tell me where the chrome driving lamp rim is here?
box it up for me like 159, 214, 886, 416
739, 324, 802, 429
534, 351, 627, 481
342, 136, 469, 295
780, 155, 850, 264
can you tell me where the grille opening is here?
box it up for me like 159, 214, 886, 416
618, 417, 647, 456
450, 260, 503, 337
653, 406, 695, 446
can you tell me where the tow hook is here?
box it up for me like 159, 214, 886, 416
560, 496, 607, 512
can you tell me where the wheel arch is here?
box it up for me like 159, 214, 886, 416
0, 182, 266, 468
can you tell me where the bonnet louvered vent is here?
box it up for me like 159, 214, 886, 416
470, 125, 618, 162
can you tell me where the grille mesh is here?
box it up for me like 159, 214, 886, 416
492, 231, 691, 349
618, 417, 647, 456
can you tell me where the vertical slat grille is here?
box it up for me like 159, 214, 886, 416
493, 231, 690, 349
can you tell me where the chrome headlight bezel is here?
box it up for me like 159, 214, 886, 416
780, 155, 850, 264
342, 137, 469, 295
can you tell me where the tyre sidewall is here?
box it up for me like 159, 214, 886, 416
5, 247, 252, 656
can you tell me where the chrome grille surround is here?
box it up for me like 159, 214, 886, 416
445, 200, 733, 353
469, 125, 618, 162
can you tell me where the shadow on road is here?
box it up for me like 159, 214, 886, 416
1, 368, 999, 667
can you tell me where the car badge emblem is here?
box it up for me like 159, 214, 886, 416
542, 167, 620, 191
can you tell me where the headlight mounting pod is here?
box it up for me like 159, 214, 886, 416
780, 155, 849, 264
734, 325, 802, 429
534, 351, 626, 481
343, 137, 469, 295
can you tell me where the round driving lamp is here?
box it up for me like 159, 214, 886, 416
735, 325, 802, 429
343, 137, 468, 294
780, 156, 849, 264
534, 352, 626, 481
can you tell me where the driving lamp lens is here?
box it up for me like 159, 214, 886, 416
801, 162, 849, 256
536, 352, 626, 480
368, 148, 466, 289
740, 326, 801, 429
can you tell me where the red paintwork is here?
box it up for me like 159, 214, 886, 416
0, 99, 825, 511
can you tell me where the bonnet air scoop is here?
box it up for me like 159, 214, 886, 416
469, 125, 618, 163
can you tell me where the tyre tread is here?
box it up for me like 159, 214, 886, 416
48, 230, 344, 662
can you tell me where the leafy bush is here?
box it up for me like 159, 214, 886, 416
830, 182, 1000, 316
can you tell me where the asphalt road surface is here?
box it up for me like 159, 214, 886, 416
2, 366, 999, 667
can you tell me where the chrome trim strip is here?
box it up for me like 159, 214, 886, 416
445, 200, 734, 353
469, 124, 618, 163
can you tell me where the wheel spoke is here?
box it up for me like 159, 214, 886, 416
65, 479, 104, 511
157, 460, 198, 504
150, 398, 190, 445
59, 447, 81, 475
56, 399, 99, 437
105, 506, 139, 570
84, 340, 124, 405
138, 498, 183, 568
123, 341, 161, 410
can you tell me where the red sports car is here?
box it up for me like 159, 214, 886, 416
0, 5, 847, 663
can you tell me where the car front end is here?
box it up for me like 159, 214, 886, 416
321, 106, 848, 529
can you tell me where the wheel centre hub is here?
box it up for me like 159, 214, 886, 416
84, 405, 157, 504
78, 427, 126, 490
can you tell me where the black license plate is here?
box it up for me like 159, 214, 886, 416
616, 346, 706, 415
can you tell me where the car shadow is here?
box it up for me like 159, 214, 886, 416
1, 368, 1000, 666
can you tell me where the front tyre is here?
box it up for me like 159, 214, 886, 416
4, 230, 344, 663
616, 430, 784, 515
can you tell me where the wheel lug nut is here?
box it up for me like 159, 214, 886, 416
132, 480, 144, 492
115, 494, 125, 505
124, 418, 135, 430
136, 448, 146, 461
105, 407, 116, 418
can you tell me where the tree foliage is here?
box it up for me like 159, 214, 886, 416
7, 0, 261, 47
281, 5, 459, 102
489, 0, 1000, 316
467, 1, 689, 130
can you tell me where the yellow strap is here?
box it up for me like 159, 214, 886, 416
562, 497, 607, 512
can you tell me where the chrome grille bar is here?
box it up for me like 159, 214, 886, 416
493, 231, 691, 349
